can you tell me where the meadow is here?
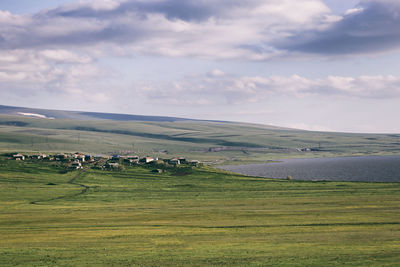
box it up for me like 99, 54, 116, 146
0, 157, 399, 266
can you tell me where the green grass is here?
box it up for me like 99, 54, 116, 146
0, 158, 399, 266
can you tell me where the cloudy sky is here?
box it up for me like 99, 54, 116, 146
1, 0, 400, 133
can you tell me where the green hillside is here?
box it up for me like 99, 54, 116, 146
0, 104, 198, 122
1, 114, 400, 164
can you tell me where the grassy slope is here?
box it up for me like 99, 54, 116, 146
0, 104, 195, 122
1, 115, 400, 165
0, 158, 399, 266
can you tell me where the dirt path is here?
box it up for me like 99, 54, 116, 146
30, 168, 96, 204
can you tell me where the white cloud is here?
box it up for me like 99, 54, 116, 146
208, 69, 226, 77
0, 48, 104, 107
344, 7, 364, 16
132, 72, 400, 106
40, 49, 92, 63
0, 49, 96, 84
0, 10, 29, 25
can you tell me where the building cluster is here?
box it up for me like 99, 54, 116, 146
103, 155, 201, 170
10, 152, 201, 171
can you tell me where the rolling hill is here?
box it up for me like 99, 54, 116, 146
0, 105, 399, 164
0, 104, 202, 122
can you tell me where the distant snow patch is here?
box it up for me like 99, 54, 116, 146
18, 112, 54, 119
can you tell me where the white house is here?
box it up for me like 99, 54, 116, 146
13, 154, 25, 161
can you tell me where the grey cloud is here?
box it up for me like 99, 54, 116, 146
0, 17, 148, 50
282, 0, 400, 55
0, 0, 329, 58
5, 0, 400, 59
133, 0, 263, 22
0, 0, 250, 50
42, 0, 255, 22
133, 0, 218, 22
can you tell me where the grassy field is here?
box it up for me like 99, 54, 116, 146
1, 114, 400, 165
0, 157, 399, 266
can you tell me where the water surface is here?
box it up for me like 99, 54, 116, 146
220, 156, 400, 182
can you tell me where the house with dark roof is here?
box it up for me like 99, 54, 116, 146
13, 154, 25, 161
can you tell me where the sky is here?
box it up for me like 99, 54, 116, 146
1, 0, 400, 133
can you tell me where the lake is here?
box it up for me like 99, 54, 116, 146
219, 155, 400, 182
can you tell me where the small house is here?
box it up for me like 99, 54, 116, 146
127, 155, 139, 161
124, 156, 139, 164
73, 153, 87, 162
73, 152, 84, 158
71, 161, 82, 169
169, 158, 180, 166
140, 157, 154, 164
77, 155, 85, 162
13, 154, 25, 161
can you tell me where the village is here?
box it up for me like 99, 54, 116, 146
9, 152, 201, 172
